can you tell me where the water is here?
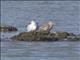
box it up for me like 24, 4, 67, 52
1, 37, 80, 60
1, 1, 80, 60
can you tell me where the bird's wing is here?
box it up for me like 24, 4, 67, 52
27, 25, 32, 32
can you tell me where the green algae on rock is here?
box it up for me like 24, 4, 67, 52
11, 31, 80, 41
0, 26, 17, 32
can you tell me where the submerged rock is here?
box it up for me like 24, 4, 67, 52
11, 31, 80, 41
0, 26, 17, 32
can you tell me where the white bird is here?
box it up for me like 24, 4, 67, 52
26, 20, 38, 32
39, 21, 54, 32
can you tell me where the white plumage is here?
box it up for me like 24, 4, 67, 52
27, 20, 37, 32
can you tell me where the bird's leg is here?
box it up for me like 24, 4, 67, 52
33, 31, 34, 35
33, 31, 37, 35
31, 31, 35, 35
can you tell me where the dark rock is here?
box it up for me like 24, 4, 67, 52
11, 31, 80, 41
0, 26, 18, 32
11, 31, 57, 41
75, 34, 80, 40
54, 32, 69, 39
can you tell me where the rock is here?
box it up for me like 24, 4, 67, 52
54, 32, 69, 39
11, 31, 57, 41
11, 31, 80, 41
0, 26, 18, 32
75, 34, 80, 40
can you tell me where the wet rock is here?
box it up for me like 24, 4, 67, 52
11, 31, 57, 41
0, 26, 18, 32
11, 31, 80, 41
54, 32, 69, 39
75, 34, 80, 40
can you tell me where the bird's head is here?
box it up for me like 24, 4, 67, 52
48, 21, 53, 26
48, 20, 56, 26
31, 20, 36, 25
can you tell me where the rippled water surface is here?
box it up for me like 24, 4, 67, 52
1, 1, 80, 60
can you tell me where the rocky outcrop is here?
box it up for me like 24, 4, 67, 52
0, 26, 17, 32
11, 31, 80, 41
